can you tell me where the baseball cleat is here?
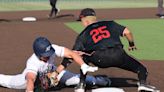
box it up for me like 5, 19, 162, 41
74, 88, 85, 92
55, 8, 60, 16
160, 16, 164, 19
74, 82, 86, 92
156, 14, 164, 19
137, 82, 159, 92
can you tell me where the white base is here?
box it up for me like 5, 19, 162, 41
22, 17, 37, 22
74, 88, 85, 92
92, 87, 125, 92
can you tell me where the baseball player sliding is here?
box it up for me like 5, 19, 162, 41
0, 37, 112, 92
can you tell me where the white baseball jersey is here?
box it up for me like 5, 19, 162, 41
0, 44, 66, 89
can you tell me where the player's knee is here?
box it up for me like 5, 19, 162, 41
65, 76, 80, 86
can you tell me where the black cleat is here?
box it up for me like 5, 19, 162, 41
156, 14, 164, 18
137, 82, 160, 92
74, 81, 86, 92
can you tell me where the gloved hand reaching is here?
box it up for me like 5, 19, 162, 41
45, 70, 59, 88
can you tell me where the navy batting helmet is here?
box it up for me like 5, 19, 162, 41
33, 37, 55, 58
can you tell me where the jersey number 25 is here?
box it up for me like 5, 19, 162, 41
90, 26, 110, 43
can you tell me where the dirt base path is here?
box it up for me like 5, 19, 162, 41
0, 8, 163, 92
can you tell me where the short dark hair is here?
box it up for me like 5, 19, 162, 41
77, 8, 96, 21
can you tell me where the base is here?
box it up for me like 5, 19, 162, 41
91, 87, 125, 92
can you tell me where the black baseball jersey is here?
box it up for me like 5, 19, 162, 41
73, 21, 148, 84
73, 21, 126, 52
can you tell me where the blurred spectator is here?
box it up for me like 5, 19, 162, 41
156, 0, 164, 18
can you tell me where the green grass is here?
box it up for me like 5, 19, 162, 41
0, 0, 157, 11
59, 0, 157, 10
0, 2, 50, 11
65, 19, 164, 60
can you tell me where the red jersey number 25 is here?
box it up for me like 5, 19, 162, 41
90, 26, 110, 43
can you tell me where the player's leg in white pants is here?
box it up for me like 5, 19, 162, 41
65, 75, 80, 86
0, 74, 26, 89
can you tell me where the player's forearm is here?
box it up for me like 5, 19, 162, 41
26, 73, 36, 92
123, 28, 134, 42
26, 79, 34, 92
123, 28, 137, 50
64, 48, 85, 66
71, 52, 85, 66
55, 64, 65, 73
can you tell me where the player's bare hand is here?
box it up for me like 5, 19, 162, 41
73, 50, 94, 56
46, 72, 51, 78
73, 50, 85, 56
128, 41, 137, 51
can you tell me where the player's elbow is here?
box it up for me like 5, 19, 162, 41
123, 28, 132, 36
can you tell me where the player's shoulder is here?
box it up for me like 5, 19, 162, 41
27, 54, 39, 63
52, 44, 64, 50
25, 54, 42, 68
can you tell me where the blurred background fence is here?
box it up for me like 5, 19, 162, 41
0, 0, 157, 11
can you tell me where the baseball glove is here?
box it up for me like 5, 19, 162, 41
48, 71, 59, 87
39, 72, 59, 90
